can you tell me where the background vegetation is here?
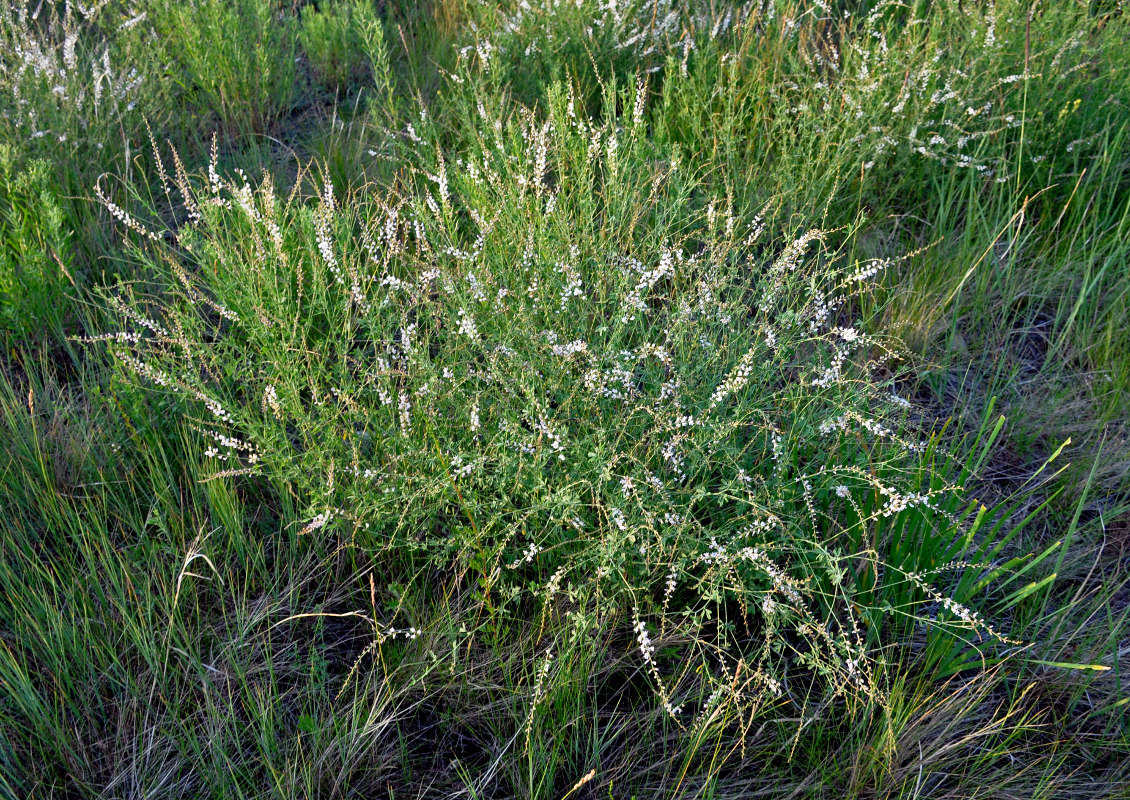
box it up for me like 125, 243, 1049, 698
0, 1, 1126, 797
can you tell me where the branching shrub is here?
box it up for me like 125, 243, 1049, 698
299, 0, 371, 93
98, 79, 1010, 736
0, 145, 70, 340
162, 0, 299, 134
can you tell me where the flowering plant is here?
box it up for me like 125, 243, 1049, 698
99, 75, 1009, 734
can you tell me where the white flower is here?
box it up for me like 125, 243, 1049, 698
457, 309, 479, 340
633, 615, 655, 664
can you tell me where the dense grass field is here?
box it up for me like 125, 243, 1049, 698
1, 1, 1127, 797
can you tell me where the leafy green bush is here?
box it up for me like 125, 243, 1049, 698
99, 76, 1011, 731
300, 0, 370, 93
0, 146, 70, 341
163, 0, 299, 134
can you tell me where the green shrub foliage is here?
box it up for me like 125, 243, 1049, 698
100, 78, 1006, 728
